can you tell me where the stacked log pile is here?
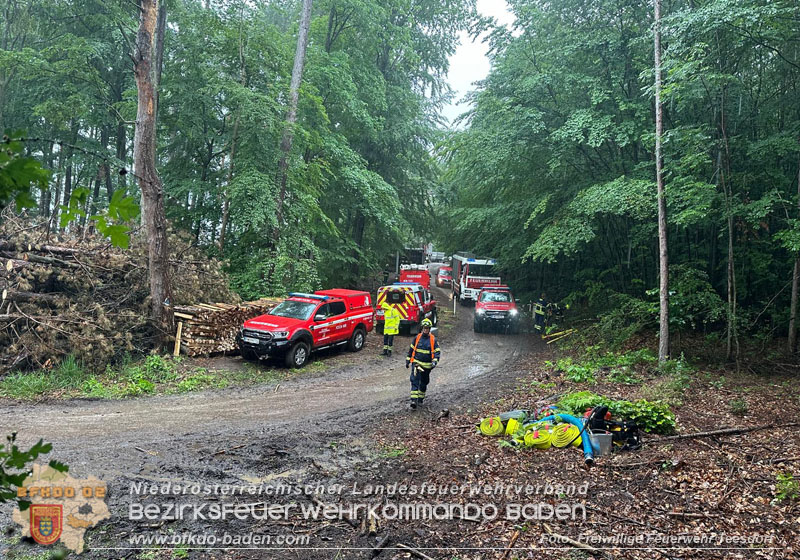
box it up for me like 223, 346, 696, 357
173, 299, 282, 356
0, 211, 236, 373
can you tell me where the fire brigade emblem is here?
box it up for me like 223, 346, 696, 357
30, 504, 63, 545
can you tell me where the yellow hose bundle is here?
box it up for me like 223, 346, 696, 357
505, 418, 521, 436
479, 416, 505, 436
524, 429, 552, 449
551, 423, 582, 448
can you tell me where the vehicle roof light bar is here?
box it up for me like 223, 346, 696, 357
288, 292, 330, 301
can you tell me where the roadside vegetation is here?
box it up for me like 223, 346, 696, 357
0, 354, 312, 400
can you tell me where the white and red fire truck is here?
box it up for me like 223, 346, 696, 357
451, 253, 501, 305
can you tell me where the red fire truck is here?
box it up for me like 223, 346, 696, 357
451, 253, 501, 305
375, 282, 437, 334
237, 290, 374, 368
398, 264, 431, 289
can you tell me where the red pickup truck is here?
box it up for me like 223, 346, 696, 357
474, 285, 520, 334
237, 289, 375, 368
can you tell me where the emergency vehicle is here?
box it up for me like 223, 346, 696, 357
237, 289, 374, 368
436, 266, 452, 287
398, 264, 431, 289
452, 253, 502, 304
474, 285, 520, 334
375, 282, 437, 334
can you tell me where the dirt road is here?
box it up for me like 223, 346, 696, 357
0, 277, 536, 474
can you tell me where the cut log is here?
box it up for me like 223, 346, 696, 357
2, 290, 64, 304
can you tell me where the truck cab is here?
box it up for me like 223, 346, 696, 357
237, 290, 374, 368
474, 285, 520, 334
451, 254, 501, 304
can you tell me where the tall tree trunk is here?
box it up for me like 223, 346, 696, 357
273, 0, 313, 244
654, 0, 670, 362
219, 8, 247, 253
133, 0, 171, 336
719, 92, 739, 363
788, 152, 800, 352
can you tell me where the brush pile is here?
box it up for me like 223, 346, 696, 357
0, 210, 235, 373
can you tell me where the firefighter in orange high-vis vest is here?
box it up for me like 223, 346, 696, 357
406, 318, 440, 409
381, 301, 401, 356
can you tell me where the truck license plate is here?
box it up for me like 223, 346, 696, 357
242, 336, 260, 344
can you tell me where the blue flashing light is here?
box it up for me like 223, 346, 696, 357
289, 292, 330, 301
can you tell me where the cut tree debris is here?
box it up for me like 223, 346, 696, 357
0, 210, 237, 372
172, 298, 282, 357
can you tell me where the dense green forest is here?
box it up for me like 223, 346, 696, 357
440, 0, 800, 350
1, 0, 476, 296
3, 0, 800, 351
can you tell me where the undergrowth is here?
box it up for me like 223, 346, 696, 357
0, 354, 300, 400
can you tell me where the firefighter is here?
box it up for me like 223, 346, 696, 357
381, 300, 401, 356
406, 318, 440, 409
534, 292, 548, 334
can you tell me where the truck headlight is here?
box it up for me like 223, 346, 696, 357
271, 331, 290, 339
509, 309, 518, 316
476, 308, 485, 315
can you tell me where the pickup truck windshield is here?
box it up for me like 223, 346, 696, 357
480, 291, 511, 303
439, 269, 451, 277
269, 301, 317, 320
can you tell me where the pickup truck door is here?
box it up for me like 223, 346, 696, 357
311, 303, 331, 346
327, 300, 349, 343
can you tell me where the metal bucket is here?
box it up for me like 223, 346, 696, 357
589, 432, 613, 457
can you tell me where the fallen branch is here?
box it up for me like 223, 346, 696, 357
542, 523, 604, 557
396, 543, 436, 560
500, 530, 520, 560
648, 422, 800, 443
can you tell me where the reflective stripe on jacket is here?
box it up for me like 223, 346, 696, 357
383, 305, 401, 335
408, 332, 440, 369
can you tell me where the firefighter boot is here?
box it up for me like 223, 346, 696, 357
409, 399, 417, 410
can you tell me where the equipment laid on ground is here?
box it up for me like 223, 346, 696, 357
477, 403, 641, 466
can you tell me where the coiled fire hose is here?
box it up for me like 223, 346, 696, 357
524, 428, 552, 449
479, 416, 505, 436
537, 413, 594, 465
551, 423, 582, 448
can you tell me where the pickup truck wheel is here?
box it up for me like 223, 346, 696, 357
431, 310, 438, 326
473, 320, 482, 333
348, 328, 366, 352
285, 341, 310, 368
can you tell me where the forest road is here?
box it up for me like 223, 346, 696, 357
0, 269, 540, 475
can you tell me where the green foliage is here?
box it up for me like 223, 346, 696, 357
439, 0, 800, 344
550, 349, 655, 384
775, 472, 800, 503
557, 391, 676, 434
553, 357, 596, 384
0, 132, 50, 209
729, 398, 748, 417
1, 433, 68, 511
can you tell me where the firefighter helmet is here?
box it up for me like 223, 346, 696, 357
421, 318, 433, 328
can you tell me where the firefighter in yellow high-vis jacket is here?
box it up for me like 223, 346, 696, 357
381, 301, 401, 356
